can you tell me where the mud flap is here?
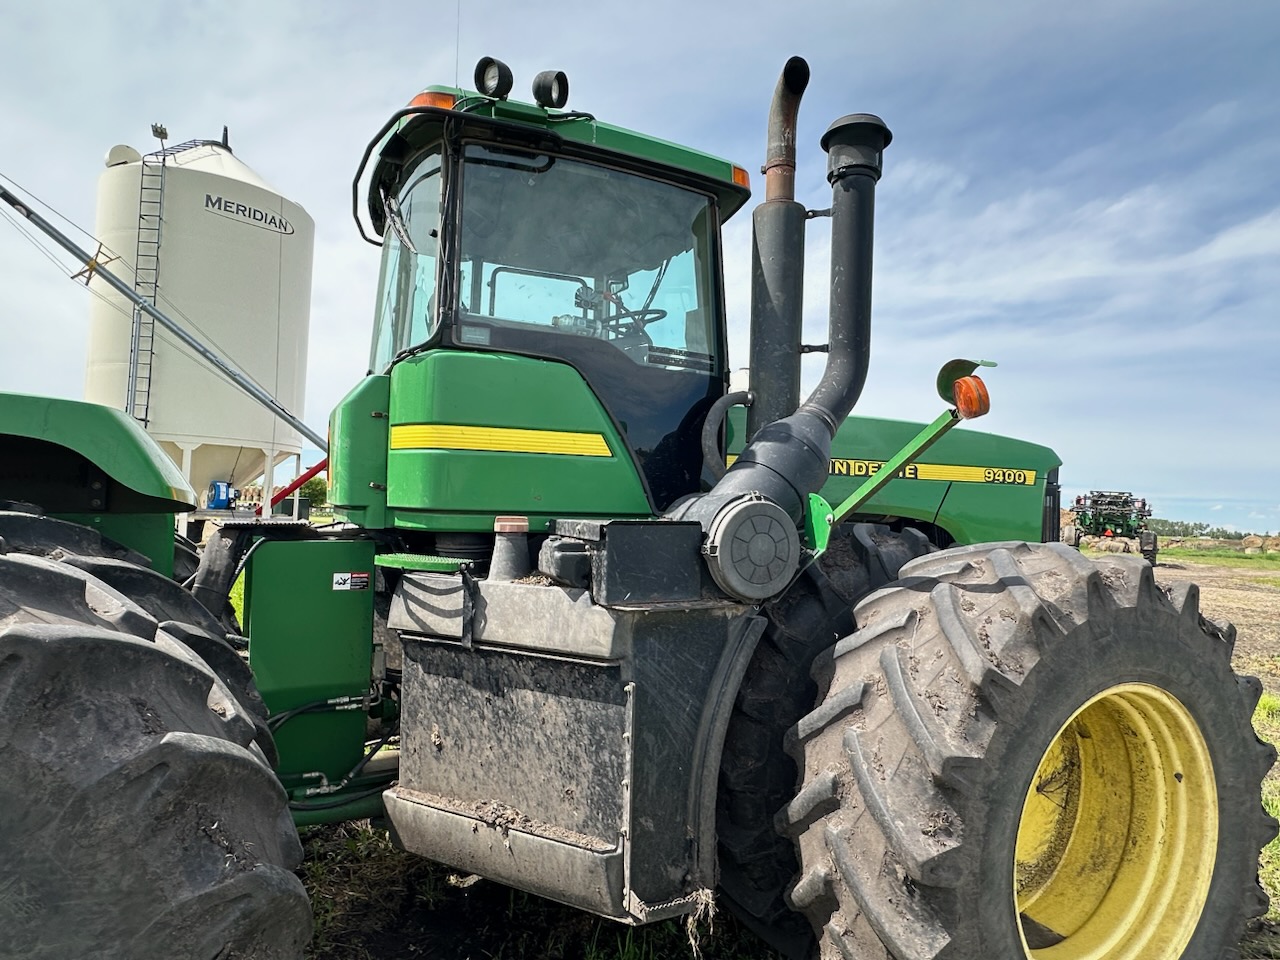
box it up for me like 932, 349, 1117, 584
385, 575, 763, 922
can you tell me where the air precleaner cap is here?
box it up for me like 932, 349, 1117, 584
821, 113, 892, 182
703, 496, 800, 601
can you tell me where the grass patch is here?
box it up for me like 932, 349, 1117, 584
1258, 781, 1280, 929
1255, 694, 1280, 785
1259, 693, 1280, 725
1243, 932, 1280, 959
1245, 705, 1280, 959
1252, 696, 1280, 935
229, 573, 245, 624
1160, 547, 1280, 570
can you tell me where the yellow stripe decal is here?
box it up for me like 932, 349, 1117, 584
827, 457, 1037, 485
727, 455, 1034, 483
390, 424, 612, 457
725, 453, 1036, 485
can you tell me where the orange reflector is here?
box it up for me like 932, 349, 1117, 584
408, 91, 457, 110
732, 165, 751, 189
953, 375, 990, 419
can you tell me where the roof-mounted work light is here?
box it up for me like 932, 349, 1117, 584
532, 70, 569, 109
474, 57, 514, 100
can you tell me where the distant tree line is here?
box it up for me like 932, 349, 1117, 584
1147, 518, 1258, 540
299, 476, 327, 507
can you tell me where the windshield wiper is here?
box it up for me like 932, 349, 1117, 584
383, 194, 418, 255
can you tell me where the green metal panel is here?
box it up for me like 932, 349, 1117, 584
58, 512, 175, 578
329, 375, 390, 528
930, 480, 1050, 544
385, 351, 652, 532
0, 391, 195, 511
245, 538, 375, 788
728, 409, 1061, 544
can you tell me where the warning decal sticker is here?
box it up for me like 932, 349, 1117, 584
332, 572, 371, 591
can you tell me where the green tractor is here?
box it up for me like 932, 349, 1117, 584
0, 57, 1271, 960
1070, 490, 1158, 564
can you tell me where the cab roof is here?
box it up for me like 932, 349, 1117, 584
364, 85, 752, 237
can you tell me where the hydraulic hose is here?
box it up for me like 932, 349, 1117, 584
701, 390, 753, 483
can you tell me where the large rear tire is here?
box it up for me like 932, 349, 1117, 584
717, 523, 932, 956
0, 513, 311, 959
784, 541, 1274, 959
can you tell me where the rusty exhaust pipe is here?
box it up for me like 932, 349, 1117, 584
747, 57, 810, 440
763, 56, 811, 203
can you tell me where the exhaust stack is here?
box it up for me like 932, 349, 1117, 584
746, 56, 809, 438
671, 60, 891, 602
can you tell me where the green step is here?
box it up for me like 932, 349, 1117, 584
375, 552, 470, 572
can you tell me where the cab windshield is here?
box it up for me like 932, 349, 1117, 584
451, 144, 720, 373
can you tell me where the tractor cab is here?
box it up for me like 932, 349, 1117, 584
340, 87, 751, 528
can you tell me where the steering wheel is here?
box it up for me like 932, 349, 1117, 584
605, 308, 667, 333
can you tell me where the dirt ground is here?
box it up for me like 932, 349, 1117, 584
1170, 558, 1280, 695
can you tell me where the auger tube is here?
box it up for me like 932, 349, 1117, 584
0, 184, 327, 453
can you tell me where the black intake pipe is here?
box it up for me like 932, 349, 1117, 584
798, 114, 892, 433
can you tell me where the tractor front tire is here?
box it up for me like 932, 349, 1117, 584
0, 526, 310, 959
717, 523, 932, 956
784, 541, 1274, 960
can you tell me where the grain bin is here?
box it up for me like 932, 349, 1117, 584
84, 136, 314, 503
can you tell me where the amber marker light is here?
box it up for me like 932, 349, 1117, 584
953, 375, 990, 419
732, 165, 751, 189
408, 91, 458, 110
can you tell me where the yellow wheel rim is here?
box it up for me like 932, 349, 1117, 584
1014, 683, 1217, 959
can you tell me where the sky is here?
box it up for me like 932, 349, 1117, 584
1, 1, 1277, 532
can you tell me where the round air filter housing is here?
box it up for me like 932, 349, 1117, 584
703, 495, 800, 601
